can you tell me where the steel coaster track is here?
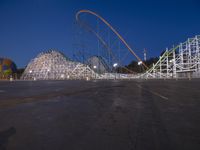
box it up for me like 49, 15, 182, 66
76, 9, 148, 69
75, 18, 135, 73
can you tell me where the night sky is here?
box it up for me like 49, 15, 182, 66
0, 0, 200, 68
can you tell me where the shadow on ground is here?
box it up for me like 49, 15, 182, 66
0, 127, 16, 150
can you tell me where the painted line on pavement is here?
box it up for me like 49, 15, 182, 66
136, 84, 168, 100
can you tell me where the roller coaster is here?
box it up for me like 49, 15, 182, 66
75, 9, 148, 77
140, 35, 200, 79
76, 10, 148, 69
75, 10, 200, 79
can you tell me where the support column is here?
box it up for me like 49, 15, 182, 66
159, 56, 162, 78
173, 47, 177, 78
153, 63, 155, 78
188, 39, 191, 68
166, 48, 169, 78
196, 36, 200, 71
180, 43, 183, 72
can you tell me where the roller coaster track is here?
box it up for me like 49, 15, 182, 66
75, 14, 134, 73
140, 35, 200, 79
76, 9, 148, 69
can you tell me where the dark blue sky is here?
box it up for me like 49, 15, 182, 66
0, 0, 200, 68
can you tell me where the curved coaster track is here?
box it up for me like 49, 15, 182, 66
76, 10, 148, 71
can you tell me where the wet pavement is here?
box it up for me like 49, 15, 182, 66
0, 79, 200, 150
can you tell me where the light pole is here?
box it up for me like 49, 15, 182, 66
138, 61, 143, 73
93, 65, 97, 79
47, 69, 50, 79
29, 70, 32, 80
113, 63, 118, 79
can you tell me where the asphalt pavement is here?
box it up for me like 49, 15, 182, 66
0, 79, 200, 150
